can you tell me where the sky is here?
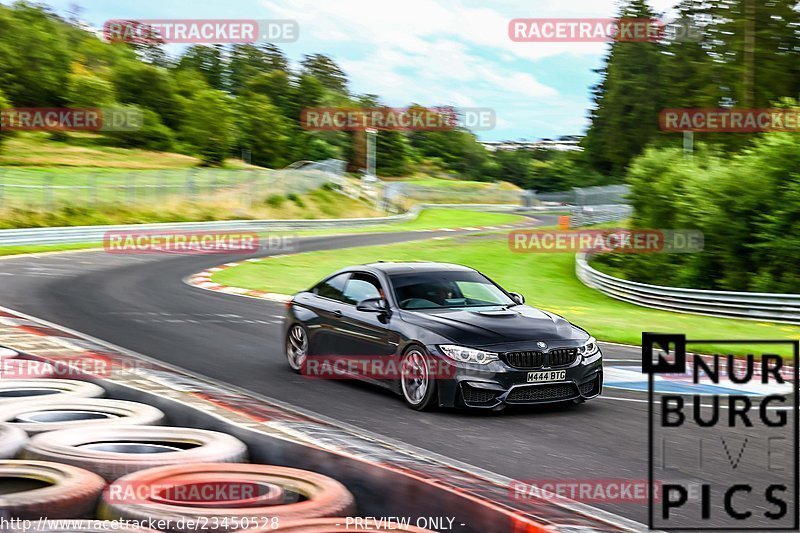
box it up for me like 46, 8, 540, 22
35, 0, 678, 140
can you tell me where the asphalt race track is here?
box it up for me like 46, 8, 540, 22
0, 225, 792, 525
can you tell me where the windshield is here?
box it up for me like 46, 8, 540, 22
389, 270, 516, 310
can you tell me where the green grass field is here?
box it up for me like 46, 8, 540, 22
0, 132, 252, 169
314, 208, 524, 234
213, 233, 800, 356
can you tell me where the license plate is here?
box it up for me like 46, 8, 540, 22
527, 370, 566, 383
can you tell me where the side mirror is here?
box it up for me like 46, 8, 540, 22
509, 292, 525, 305
356, 297, 388, 313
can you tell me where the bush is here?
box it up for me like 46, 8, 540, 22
617, 130, 800, 292
265, 194, 285, 207
286, 193, 305, 207
104, 107, 174, 152
48, 131, 69, 142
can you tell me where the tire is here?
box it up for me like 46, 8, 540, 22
0, 379, 105, 404
24, 425, 249, 481
0, 460, 105, 519
4, 520, 159, 532
100, 463, 356, 532
0, 398, 165, 435
0, 359, 56, 379
265, 518, 435, 531
285, 324, 309, 373
399, 346, 437, 411
0, 423, 28, 458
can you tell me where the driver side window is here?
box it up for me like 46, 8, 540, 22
342, 272, 383, 305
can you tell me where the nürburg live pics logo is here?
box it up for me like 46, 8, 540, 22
644, 332, 799, 530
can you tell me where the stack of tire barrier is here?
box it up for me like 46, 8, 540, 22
0, 345, 432, 532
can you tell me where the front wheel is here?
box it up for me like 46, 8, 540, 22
400, 346, 437, 411
286, 324, 308, 373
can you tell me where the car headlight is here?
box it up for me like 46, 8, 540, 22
439, 345, 499, 365
578, 337, 601, 365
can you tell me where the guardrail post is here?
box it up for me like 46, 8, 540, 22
129, 173, 138, 204
184, 170, 193, 200
44, 175, 54, 212
249, 173, 256, 208
91, 174, 98, 206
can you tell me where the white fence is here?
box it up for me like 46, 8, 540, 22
0, 159, 346, 210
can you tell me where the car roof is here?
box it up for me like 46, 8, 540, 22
360, 261, 477, 275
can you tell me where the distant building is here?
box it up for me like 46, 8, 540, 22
479, 135, 583, 152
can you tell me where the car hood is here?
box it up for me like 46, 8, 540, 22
400, 305, 585, 347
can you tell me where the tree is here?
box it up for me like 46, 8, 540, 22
112, 60, 181, 128
177, 89, 234, 166
0, 88, 10, 151
245, 70, 293, 117
287, 73, 325, 120
583, 0, 663, 176
0, 3, 72, 105
234, 93, 290, 168
227, 44, 287, 94
177, 45, 225, 90
66, 71, 116, 107
300, 54, 348, 94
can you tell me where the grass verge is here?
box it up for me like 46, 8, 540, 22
0, 132, 251, 169
213, 233, 800, 356
0, 187, 381, 229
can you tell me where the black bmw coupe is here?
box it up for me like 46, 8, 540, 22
283, 262, 603, 411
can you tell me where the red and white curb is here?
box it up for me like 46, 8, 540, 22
185, 223, 531, 303
186, 260, 293, 303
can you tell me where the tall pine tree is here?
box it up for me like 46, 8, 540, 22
583, 0, 663, 176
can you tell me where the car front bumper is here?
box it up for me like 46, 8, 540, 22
430, 347, 603, 409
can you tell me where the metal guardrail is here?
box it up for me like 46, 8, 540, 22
576, 253, 800, 324
0, 202, 633, 247
533, 184, 631, 206
0, 209, 421, 246
0, 203, 545, 246
570, 205, 632, 226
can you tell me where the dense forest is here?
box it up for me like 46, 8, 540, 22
0, 1, 610, 192
590, 0, 800, 292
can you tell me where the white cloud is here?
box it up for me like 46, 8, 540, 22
259, 0, 681, 138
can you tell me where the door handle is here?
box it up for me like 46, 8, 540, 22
332, 310, 343, 318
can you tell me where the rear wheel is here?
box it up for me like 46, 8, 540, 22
400, 346, 437, 411
285, 324, 308, 373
